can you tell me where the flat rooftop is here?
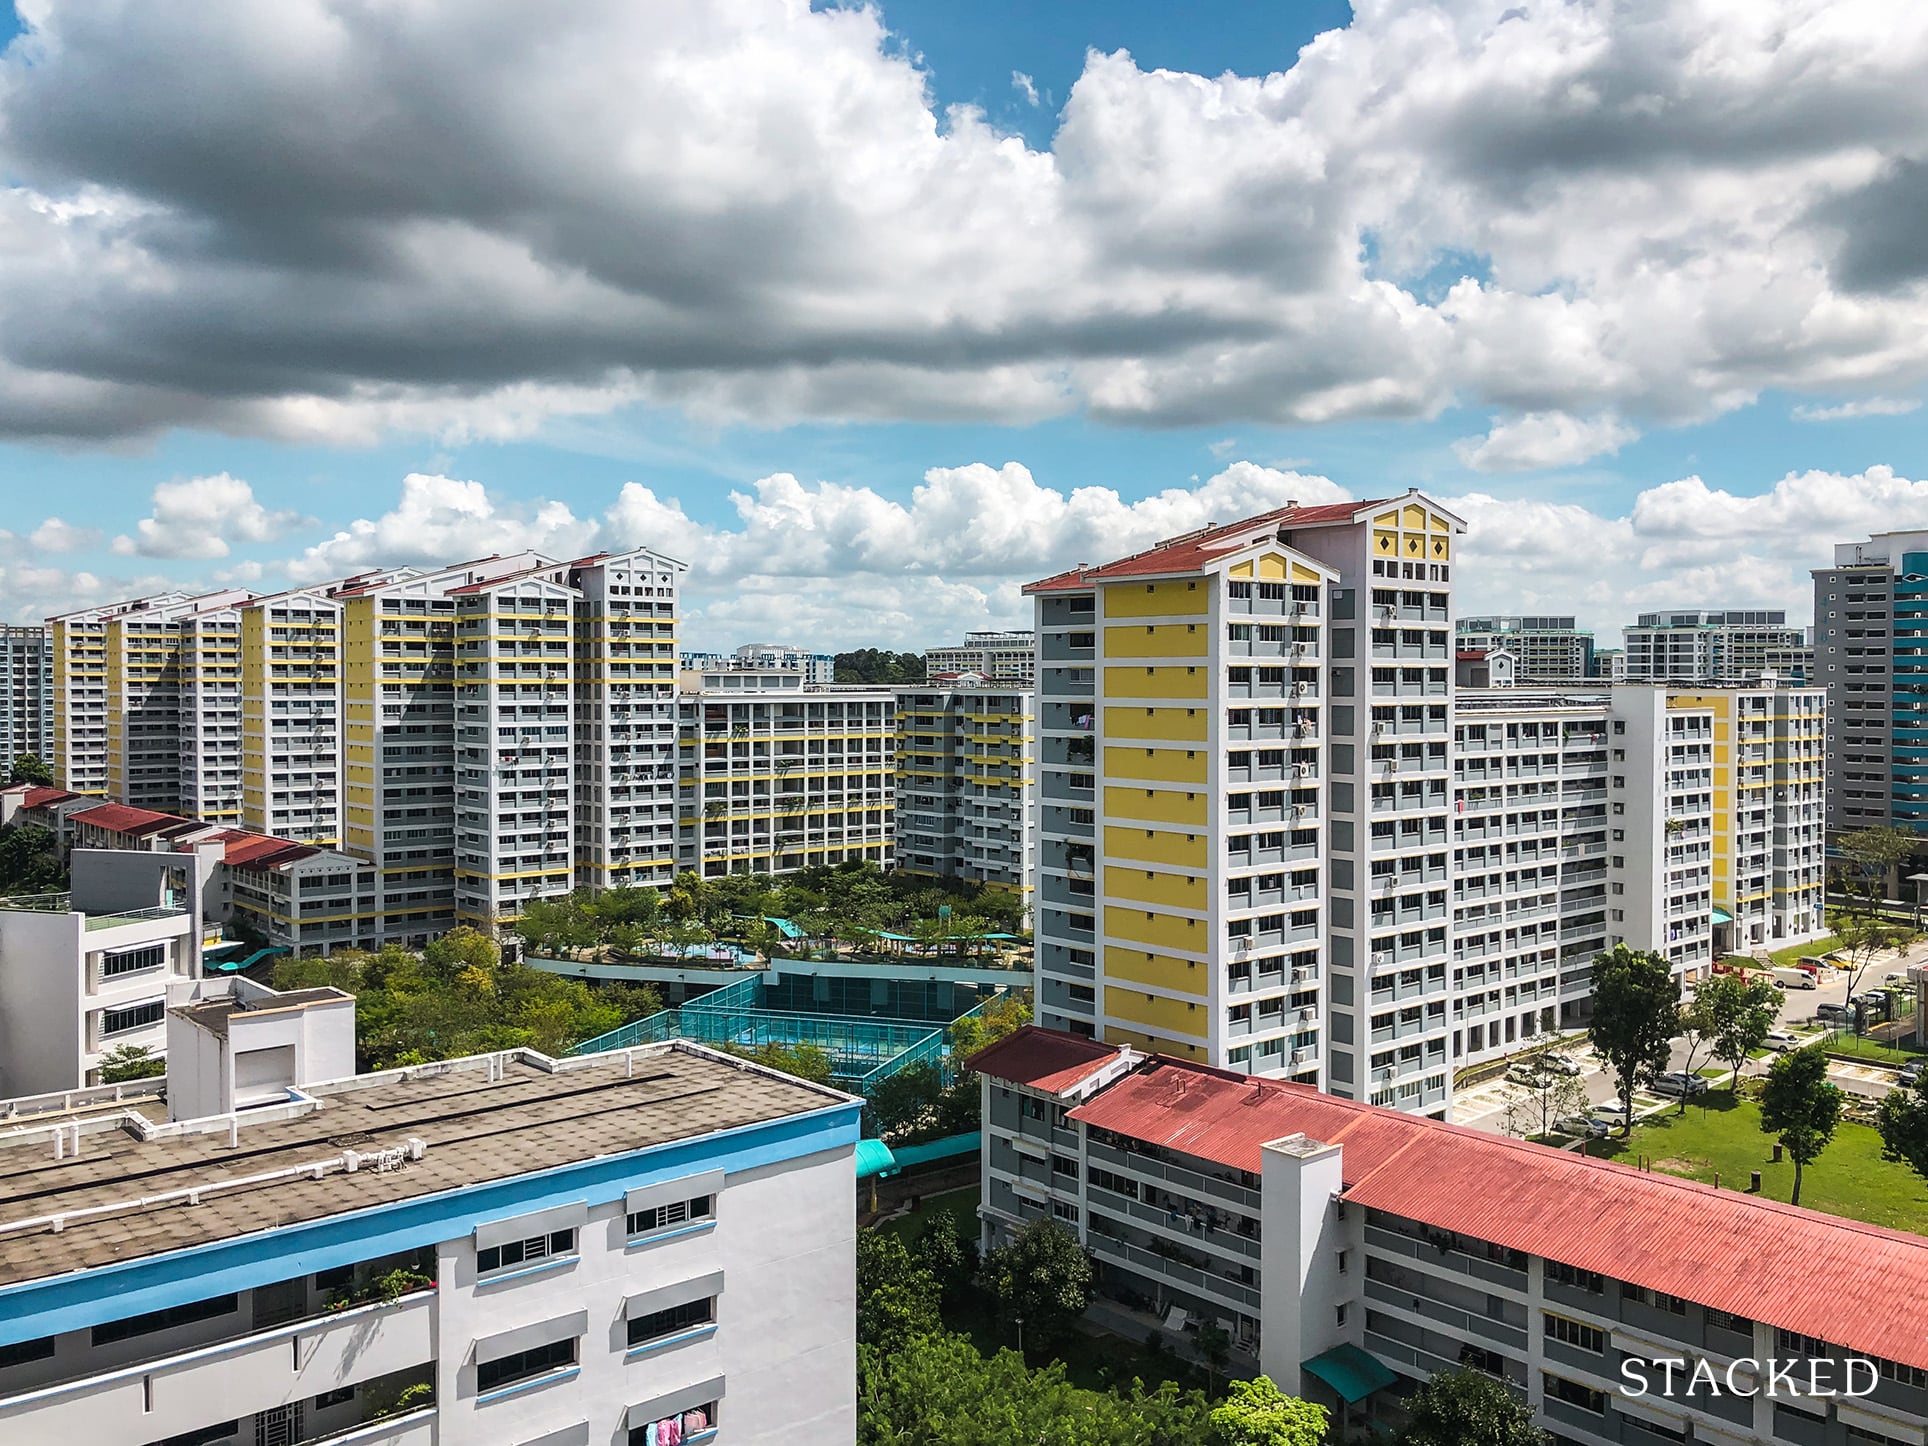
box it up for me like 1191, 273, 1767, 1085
0, 1043, 848, 1288
174, 986, 352, 1038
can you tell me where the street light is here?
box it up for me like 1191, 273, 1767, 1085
1015, 1314, 1025, 1356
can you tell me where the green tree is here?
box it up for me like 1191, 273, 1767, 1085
1700, 972, 1782, 1092
1835, 824, 1917, 912
0, 822, 64, 894
1877, 1072, 1928, 1183
731, 1041, 835, 1086
97, 1043, 165, 1083
1759, 1044, 1844, 1207
7, 753, 53, 786
856, 1231, 942, 1353
1499, 1067, 1591, 1141
1671, 991, 1721, 1114
978, 1218, 1094, 1354
1394, 1367, 1547, 1446
1209, 1376, 1327, 1446
867, 1061, 945, 1141
1586, 945, 1681, 1133
1828, 908, 1909, 1015
909, 1212, 978, 1312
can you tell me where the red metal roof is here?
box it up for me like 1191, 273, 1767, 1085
69, 803, 184, 837
1025, 497, 1396, 594
20, 787, 76, 808
1068, 1055, 1928, 1371
969, 1025, 1125, 1095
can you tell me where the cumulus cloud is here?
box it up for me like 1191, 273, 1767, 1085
27, 517, 99, 552
287, 474, 595, 582
1791, 396, 1921, 421
0, 1, 1923, 443
1452, 412, 1638, 472
112, 473, 308, 559
1012, 70, 1040, 106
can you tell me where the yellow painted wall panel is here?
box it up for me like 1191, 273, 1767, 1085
1103, 826, 1207, 868
1106, 906, 1207, 952
1102, 666, 1207, 700
1103, 946, 1207, 994
1102, 624, 1209, 659
1101, 706, 1207, 742
1102, 1024, 1205, 1059
1107, 988, 1207, 1037
1107, 869, 1206, 909
1104, 745, 1208, 784
1103, 786, 1207, 826
1102, 579, 1207, 618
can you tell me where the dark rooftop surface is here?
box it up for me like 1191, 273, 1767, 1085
174, 987, 353, 1038
0, 1044, 848, 1287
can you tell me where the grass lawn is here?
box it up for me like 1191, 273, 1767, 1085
1766, 936, 1847, 969
1594, 1091, 1928, 1233
878, 1186, 980, 1246
1816, 1033, 1926, 1066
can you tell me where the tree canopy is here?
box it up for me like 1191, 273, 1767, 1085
1393, 1368, 1546, 1446
1698, 972, 1781, 1092
1209, 1377, 1327, 1446
0, 822, 64, 895
977, 1217, 1095, 1353
1878, 1072, 1928, 1184
1759, 1044, 1843, 1208
270, 927, 661, 1070
6, 753, 53, 787
835, 649, 925, 685
1587, 945, 1681, 1132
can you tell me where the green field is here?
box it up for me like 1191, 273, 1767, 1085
1596, 1092, 1928, 1233
878, 1186, 980, 1246
1816, 1033, 1926, 1066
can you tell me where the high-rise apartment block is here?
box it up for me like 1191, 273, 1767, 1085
923, 629, 1038, 683
1455, 616, 1594, 681
676, 673, 894, 877
893, 677, 1036, 904
1026, 505, 1347, 1086
1622, 609, 1812, 684
1, 624, 52, 765
681, 645, 836, 685
1815, 530, 1928, 838
46, 549, 684, 946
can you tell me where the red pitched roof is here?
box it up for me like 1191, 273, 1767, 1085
69, 803, 184, 837
1068, 1055, 1928, 1371
969, 1025, 1125, 1095
21, 787, 76, 808
1025, 496, 1396, 594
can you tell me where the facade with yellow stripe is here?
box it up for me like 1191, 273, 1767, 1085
1662, 684, 1827, 950
239, 588, 344, 844
893, 677, 1034, 904
677, 670, 893, 875
1028, 520, 1338, 1085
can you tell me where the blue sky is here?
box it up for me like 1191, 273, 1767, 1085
0, 0, 1924, 648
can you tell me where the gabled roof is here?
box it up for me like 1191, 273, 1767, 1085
20, 787, 76, 808
1066, 1054, 1928, 1371
1025, 495, 1410, 594
68, 803, 188, 837
969, 1025, 1126, 1096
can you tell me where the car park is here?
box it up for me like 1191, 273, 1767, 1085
1763, 1030, 1800, 1051
1537, 1053, 1581, 1077
1557, 1114, 1611, 1138
1654, 1072, 1711, 1097
1506, 1063, 1547, 1085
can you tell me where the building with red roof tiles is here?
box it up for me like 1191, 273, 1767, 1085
978, 1030, 1928, 1443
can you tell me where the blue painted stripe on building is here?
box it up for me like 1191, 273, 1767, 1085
0, 1101, 858, 1349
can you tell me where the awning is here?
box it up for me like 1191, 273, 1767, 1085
1711, 907, 1734, 925
855, 1138, 898, 1179
1302, 1343, 1398, 1404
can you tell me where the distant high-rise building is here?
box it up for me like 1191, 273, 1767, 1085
893, 678, 1035, 907
1815, 530, 1928, 839
1622, 609, 1811, 684
1454, 616, 1594, 681
0, 624, 52, 765
923, 630, 1036, 683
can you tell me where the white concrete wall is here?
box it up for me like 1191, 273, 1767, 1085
0, 909, 83, 1098
1258, 1135, 1350, 1397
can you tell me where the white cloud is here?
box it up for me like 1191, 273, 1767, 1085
0, 1, 1922, 442
28, 517, 101, 552
0, 562, 177, 626
1791, 396, 1921, 421
1012, 70, 1040, 107
1452, 412, 1638, 472
287, 473, 596, 582
112, 473, 308, 559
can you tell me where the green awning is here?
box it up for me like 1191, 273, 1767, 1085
1302, 1344, 1398, 1404
855, 1138, 898, 1179
1711, 907, 1734, 925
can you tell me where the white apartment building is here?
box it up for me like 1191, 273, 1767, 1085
0, 625, 51, 765
241, 587, 346, 844
975, 1027, 1928, 1446
924, 629, 1038, 684
676, 676, 894, 877
1606, 687, 1716, 979
1622, 609, 1812, 685
1455, 617, 1595, 682
1025, 514, 1340, 1087
0, 1010, 862, 1446
893, 678, 1036, 905
0, 849, 204, 1095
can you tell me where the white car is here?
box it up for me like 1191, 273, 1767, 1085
1764, 1030, 1800, 1051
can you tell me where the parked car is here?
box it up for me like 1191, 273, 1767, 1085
1653, 1072, 1712, 1097
1763, 1030, 1800, 1051
1771, 968, 1816, 990
1592, 1102, 1634, 1124
1537, 1053, 1581, 1077
1885, 972, 1912, 987
1816, 1003, 1850, 1023
1506, 1063, 1547, 1086
1556, 1114, 1611, 1138
1900, 1060, 1924, 1087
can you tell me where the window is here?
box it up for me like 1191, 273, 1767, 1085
99, 999, 165, 1036
1545, 1262, 1603, 1293
1544, 1314, 1605, 1352
477, 1229, 575, 1276
94, 1294, 238, 1346
476, 1336, 576, 1393
1543, 1374, 1605, 1413
627, 1297, 714, 1349
627, 1403, 718, 1446
0, 1335, 54, 1370
628, 1195, 713, 1236
1335, 1303, 1349, 1327
312, 1388, 355, 1410
1624, 1284, 1688, 1314
102, 943, 167, 977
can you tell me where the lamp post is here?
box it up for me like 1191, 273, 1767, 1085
1015, 1314, 1025, 1357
